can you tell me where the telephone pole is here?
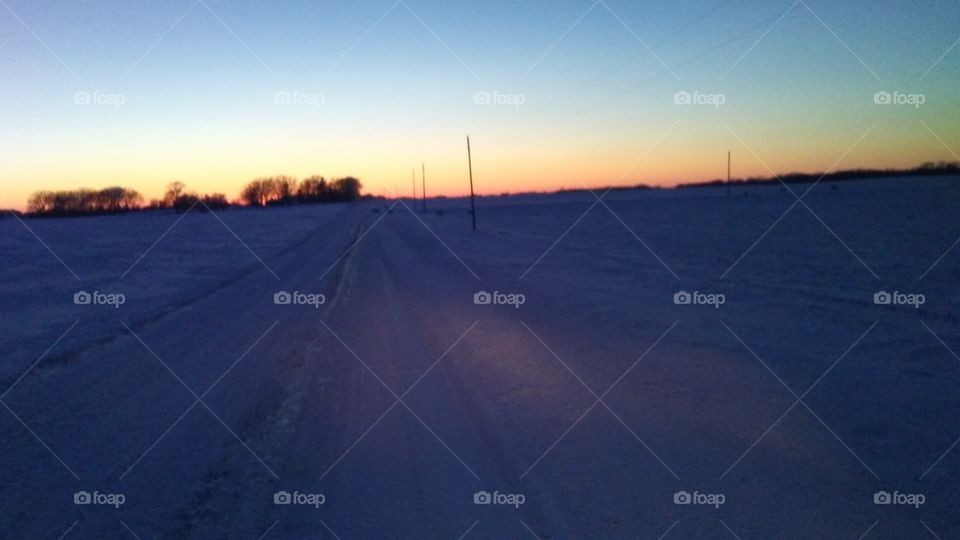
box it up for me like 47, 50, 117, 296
421, 163, 426, 212
467, 136, 477, 231
412, 168, 416, 201
726, 151, 731, 197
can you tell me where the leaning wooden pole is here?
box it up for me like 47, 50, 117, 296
467, 136, 477, 231
727, 151, 731, 197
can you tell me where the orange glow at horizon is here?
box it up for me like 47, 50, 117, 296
3, 120, 954, 211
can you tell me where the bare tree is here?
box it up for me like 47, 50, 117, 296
164, 181, 186, 207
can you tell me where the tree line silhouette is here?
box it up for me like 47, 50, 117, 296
677, 161, 960, 189
240, 176, 362, 206
28, 187, 144, 216
26, 175, 364, 217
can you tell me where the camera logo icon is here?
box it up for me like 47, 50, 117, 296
74, 291, 92, 305
474, 91, 492, 105
874, 91, 892, 105
873, 291, 892, 305
273, 91, 292, 105
674, 91, 692, 105
673, 490, 691, 504
673, 291, 692, 305
274, 490, 292, 505
473, 490, 492, 505
873, 490, 891, 505
274, 291, 292, 305
474, 291, 492, 305
73, 91, 92, 105
74, 491, 92, 504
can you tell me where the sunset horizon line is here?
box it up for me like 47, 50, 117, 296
9, 160, 957, 214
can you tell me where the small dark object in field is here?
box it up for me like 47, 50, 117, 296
371, 208, 381, 213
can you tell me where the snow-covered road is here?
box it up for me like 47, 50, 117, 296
2, 178, 959, 538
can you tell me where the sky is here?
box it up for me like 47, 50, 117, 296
1, 0, 958, 208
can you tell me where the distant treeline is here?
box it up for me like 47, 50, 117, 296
25, 175, 365, 217
677, 161, 960, 189
555, 183, 656, 195
240, 176, 362, 206
28, 187, 148, 216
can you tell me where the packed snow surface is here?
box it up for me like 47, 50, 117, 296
1, 177, 958, 538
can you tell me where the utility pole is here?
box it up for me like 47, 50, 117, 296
421, 162, 426, 212
726, 151, 731, 197
412, 168, 416, 201
467, 136, 477, 231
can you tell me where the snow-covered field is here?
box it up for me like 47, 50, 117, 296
1, 176, 959, 538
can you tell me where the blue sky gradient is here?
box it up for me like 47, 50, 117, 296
1, 0, 958, 205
